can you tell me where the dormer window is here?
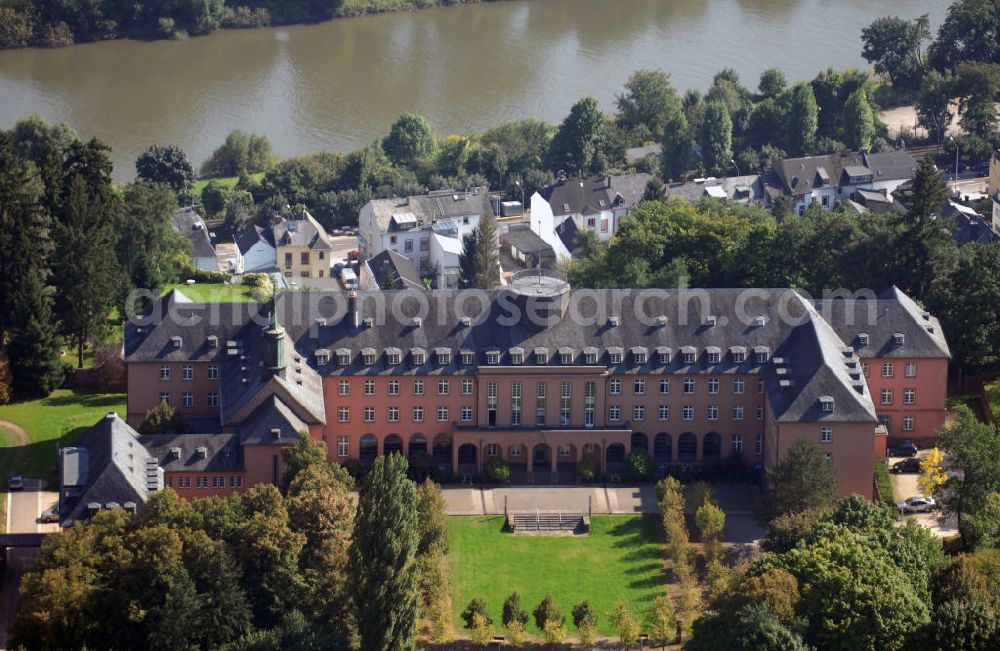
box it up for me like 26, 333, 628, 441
535, 348, 549, 365
387, 350, 401, 365
584, 348, 598, 365
436, 350, 451, 365
486, 352, 500, 365
609, 351, 623, 365
893, 332, 905, 346
754, 347, 770, 364
706, 347, 721, 365
510, 349, 524, 365
461, 351, 475, 366
411, 349, 427, 365
315, 350, 330, 366
731, 348, 746, 364
337, 349, 352, 365
656, 348, 671, 365
560, 351, 573, 364
362, 349, 376, 366
820, 396, 835, 413
634, 352, 646, 365
681, 348, 697, 365
858, 333, 870, 346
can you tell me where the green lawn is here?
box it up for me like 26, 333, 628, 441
0, 388, 126, 480
448, 515, 664, 635
163, 283, 254, 302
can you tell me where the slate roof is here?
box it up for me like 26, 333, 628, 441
942, 201, 1000, 245
365, 187, 493, 234
237, 395, 308, 445
502, 227, 554, 257
271, 210, 331, 250
814, 287, 951, 359
126, 285, 953, 428
366, 249, 423, 290
662, 175, 768, 204
61, 413, 158, 526
539, 174, 652, 216
235, 225, 275, 255
138, 433, 242, 472
172, 207, 217, 259
773, 150, 917, 195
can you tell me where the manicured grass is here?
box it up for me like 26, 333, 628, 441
0, 389, 126, 480
163, 283, 255, 302
448, 515, 664, 635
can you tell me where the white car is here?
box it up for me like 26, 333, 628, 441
898, 496, 936, 514
40, 505, 60, 523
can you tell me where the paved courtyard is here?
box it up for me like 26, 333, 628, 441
888, 452, 959, 538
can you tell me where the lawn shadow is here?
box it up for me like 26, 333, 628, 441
41, 391, 125, 408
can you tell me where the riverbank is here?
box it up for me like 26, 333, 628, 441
0, 0, 515, 50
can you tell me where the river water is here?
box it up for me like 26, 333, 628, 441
0, 0, 947, 181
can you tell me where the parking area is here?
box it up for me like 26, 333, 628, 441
887, 450, 959, 538
328, 234, 357, 266
5, 479, 60, 535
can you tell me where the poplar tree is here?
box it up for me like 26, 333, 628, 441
788, 83, 819, 156
700, 100, 733, 176
842, 88, 876, 151
349, 453, 420, 651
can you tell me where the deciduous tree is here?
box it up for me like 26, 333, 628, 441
765, 439, 838, 517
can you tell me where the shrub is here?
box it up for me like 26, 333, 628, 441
485, 457, 511, 484
572, 600, 598, 628
138, 401, 189, 434
469, 612, 494, 646
461, 598, 491, 629
503, 620, 527, 646
577, 455, 597, 482
502, 592, 529, 627
532, 594, 564, 631
625, 447, 653, 481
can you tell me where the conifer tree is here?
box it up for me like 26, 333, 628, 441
7, 266, 63, 398
700, 100, 733, 176
788, 83, 819, 156
842, 87, 876, 151
349, 453, 420, 651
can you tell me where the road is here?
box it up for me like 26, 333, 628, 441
5, 480, 59, 536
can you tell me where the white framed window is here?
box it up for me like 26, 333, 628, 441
707, 405, 719, 421
634, 378, 646, 395
756, 405, 764, 421
609, 378, 622, 395
755, 351, 769, 364
159, 392, 171, 406
388, 380, 400, 396
511, 382, 522, 426
486, 443, 499, 457
461, 406, 473, 421
732, 405, 744, 421
412, 406, 424, 422
903, 416, 915, 431
584, 351, 598, 365
609, 406, 621, 422
208, 392, 218, 407
658, 352, 670, 365
560, 382, 571, 426
337, 436, 349, 457
756, 433, 763, 455
461, 352, 475, 366
363, 406, 375, 422
412, 379, 424, 395
821, 426, 833, 443
683, 378, 695, 394
757, 378, 765, 394
863, 362, 870, 378
181, 392, 193, 408
559, 444, 572, 457
708, 377, 720, 394
510, 443, 522, 457
560, 352, 573, 364
362, 352, 376, 365
337, 352, 351, 365
364, 379, 375, 396
659, 405, 669, 421
182, 365, 193, 381
338, 380, 350, 396
731, 435, 743, 453
438, 379, 449, 396
196, 476, 207, 488
208, 364, 219, 380
583, 442, 595, 455
461, 379, 473, 395
905, 362, 917, 378
511, 352, 523, 365
732, 351, 746, 364
634, 352, 647, 365
437, 406, 449, 422
659, 379, 670, 394
882, 363, 894, 378
338, 406, 350, 422
633, 405, 645, 421
609, 351, 623, 364
904, 388, 916, 405
682, 351, 696, 365
159, 365, 171, 380
733, 378, 745, 394
387, 406, 400, 422
881, 388, 893, 405
536, 382, 547, 425
230, 476, 244, 488
682, 405, 694, 421
487, 352, 500, 365
707, 351, 721, 365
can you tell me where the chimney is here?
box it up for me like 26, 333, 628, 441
348, 290, 359, 329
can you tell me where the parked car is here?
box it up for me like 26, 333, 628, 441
40, 505, 60, 523
890, 458, 922, 474
348, 249, 359, 261
972, 161, 990, 176
8, 475, 24, 490
888, 441, 918, 458
333, 262, 344, 277
898, 495, 936, 514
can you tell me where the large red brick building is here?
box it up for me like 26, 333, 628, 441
117, 279, 949, 501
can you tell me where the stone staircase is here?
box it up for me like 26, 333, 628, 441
507, 511, 589, 534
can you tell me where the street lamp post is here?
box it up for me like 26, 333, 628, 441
730, 158, 740, 177
948, 136, 958, 182
515, 179, 524, 210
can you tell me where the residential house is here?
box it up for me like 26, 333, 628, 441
235, 225, 276, 274
172, 207, 220, 273
769, 150, 918, 215
500, 223, 556, 271
531, 173, 652, 244
360, 249, 424, 291
662, 174, 770, 206
358, 187, 493, 287
124, 282, 950, 501
234, 210, 332, 280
